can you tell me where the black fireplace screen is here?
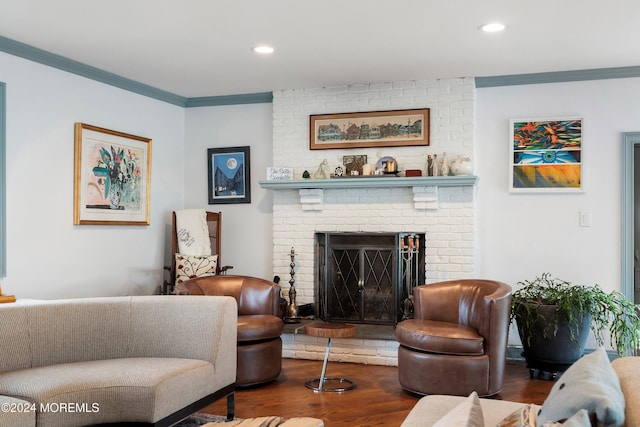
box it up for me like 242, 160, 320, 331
315, 232, 425, 325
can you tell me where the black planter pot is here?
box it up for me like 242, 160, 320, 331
514, 303, 591, 379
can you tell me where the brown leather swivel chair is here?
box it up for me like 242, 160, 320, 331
395, 279, 512, 397
177, 275, 283, 386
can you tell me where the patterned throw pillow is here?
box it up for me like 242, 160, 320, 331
175, 254, 218, 288
433, 391, 484, 427
496, 404, 540, 427
537, 347, 624, 427
551, 409, 591, 427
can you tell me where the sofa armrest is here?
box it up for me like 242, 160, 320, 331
612, 356, 640, 427
0, 396, 36, 427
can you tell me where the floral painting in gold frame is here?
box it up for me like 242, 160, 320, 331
74, 123, 152, 225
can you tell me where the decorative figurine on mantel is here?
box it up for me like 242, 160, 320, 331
284, 247, 301, 323
431, 154, 440, 176
314, 159, 328, 179
441, 152, 450, 176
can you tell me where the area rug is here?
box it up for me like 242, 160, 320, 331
173, 413, 323, 427
171, 413, 229, 426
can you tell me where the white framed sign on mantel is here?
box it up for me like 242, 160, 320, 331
266, 167, 294, 181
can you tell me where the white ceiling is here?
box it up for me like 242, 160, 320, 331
1, 0, 640, 98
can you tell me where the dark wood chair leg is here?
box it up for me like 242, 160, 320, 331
226, 392, 235, 421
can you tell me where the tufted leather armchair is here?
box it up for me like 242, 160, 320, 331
176, 275, 283, 386
395, 279, 512, 397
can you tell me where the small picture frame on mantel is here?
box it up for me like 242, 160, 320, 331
343, 155, 367, 175
266, 167, 294, 181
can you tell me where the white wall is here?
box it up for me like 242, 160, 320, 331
476, 77, 640, 346
184, 103, 273, 279
4, 42, 639, 326
1, 52, 185, 298
476, 77, 640, 292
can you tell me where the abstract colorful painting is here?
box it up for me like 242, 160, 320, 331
510, 118, 583, 192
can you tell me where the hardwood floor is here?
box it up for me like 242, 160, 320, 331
205, 358, 555, 427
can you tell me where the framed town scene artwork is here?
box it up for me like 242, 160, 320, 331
74, 123, 152, 225
510, 117, 583, 193
310, 108, 430, 150
208, 146, 251, 204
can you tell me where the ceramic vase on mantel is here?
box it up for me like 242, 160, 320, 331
441, 152, 450, 176
450, 156, 473, 176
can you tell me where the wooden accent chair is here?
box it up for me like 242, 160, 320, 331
395, 279, 512, 397
162, 211, 232, 295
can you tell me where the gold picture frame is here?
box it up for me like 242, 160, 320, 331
74, 123, 152, 225
310, 108, 430, 150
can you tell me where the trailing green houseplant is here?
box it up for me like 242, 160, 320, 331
511, 273, 640, 357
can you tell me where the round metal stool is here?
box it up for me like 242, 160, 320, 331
304, 321, 357, 392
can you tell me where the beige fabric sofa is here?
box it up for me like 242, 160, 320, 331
0, 296, 237, 427
402, 356, 640, 426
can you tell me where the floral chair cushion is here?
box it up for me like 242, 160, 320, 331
175, 254, 218, 288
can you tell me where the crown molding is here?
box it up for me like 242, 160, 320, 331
185, 92, 273, 107
0, 36, 187, 106
3, 35, 640, 104
475, 66, 640, 88
0, 36, 273, 107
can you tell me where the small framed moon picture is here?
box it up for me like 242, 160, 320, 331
207, 146, 251, 204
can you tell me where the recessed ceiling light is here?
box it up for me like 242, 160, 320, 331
253, 45, 275, 54
478, 22, 506, 33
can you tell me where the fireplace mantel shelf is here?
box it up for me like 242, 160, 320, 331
259, 175, 477, 190
259, 175, 478, 211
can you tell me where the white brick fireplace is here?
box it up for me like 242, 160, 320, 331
268, 78, 477, 365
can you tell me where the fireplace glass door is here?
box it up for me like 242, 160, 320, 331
316, 233, 398, 325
